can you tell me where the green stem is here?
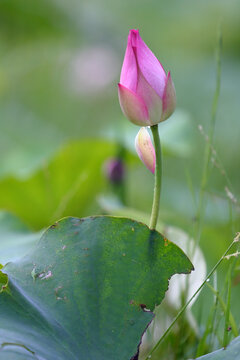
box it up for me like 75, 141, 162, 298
223, 268, 232, 347
144, 234, 239, 360
149, 125, 162, 230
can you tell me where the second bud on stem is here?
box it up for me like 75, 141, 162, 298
135, 127, 156, 174
135, 125, 162, 230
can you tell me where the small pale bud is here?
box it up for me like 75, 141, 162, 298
135, 127, 156, 174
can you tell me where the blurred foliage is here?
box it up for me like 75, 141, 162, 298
0, 212, 40, 265
0, 141, 117, 229
195, 335, 240, 359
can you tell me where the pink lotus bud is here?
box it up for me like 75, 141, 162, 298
135, 127, 156, 173
118, 29, 176, 126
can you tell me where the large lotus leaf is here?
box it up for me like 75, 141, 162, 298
0, 216, 193, 359
0, 140, 116, 229
195, 336, 240, 360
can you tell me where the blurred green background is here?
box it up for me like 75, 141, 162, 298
0, 0, 239, 355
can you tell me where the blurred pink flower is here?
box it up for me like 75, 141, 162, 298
70, 46, 119, 95
135, 127, 156, 173
118, 29, 176, 126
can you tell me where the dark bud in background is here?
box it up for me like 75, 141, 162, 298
105, 158, 125, 184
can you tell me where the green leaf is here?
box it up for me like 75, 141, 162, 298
0, 0, 72, 38
0, 216, 193, 360
0, 140, 116, 229
195, 336, 240, 360
0, 269, 8, 293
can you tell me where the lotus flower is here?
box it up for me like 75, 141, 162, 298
118, 29, 176, 126
135, 127, 156, 173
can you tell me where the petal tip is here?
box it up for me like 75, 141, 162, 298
129, 29, 139, 47
129, 29, 139, 35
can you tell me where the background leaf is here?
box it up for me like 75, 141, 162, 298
0, 216, 193, 360
195, 335, 240, 360
0, 141, 116, 229
0, 212, 41, 265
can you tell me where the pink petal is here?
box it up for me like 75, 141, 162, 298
135, 127, 156, 174
118, 83, 150, 126
136, 69, 163, 125
162, 72, 176, 121
135, 31, 167, 99
120, 30, 138, 92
